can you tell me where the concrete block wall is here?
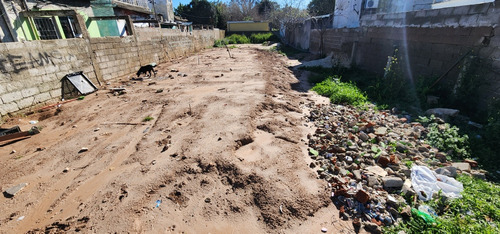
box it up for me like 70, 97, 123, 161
301, 1, 500, 112
0, 39, 95, 117
0, 28, 224, 122
90, 36, 141, 81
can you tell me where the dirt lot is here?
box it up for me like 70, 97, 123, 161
0, 46, 358, 233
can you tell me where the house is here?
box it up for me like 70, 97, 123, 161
154, 0, 175, 23
226, 21, 269, 33
0, 0, 153, 42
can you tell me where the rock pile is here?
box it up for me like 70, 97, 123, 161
305, 103, 484, 232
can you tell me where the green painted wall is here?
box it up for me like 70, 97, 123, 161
91, 0, 119, 37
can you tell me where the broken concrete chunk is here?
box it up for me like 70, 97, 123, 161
365, 166, 388, 177
4, 183, 28, 197
451, 162, 471, 172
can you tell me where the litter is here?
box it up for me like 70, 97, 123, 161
0, 126, 40, 144
155, 199, 162, 208
411, 166, 463, 201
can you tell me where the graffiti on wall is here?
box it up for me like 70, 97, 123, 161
0, 51, 77, 74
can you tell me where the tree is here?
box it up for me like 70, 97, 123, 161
213, 1, 228, 29
307, 0, 335, 16
257, 0, 278, 20
226, 0, 259, 21
174, 0, 216, 25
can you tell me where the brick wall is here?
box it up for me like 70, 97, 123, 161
0, 28, 224, 122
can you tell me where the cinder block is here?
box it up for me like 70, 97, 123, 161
16, 96, 35, 109
0, 102, 19, 114
1, 91, 23, 103
33, 92, 52, 104
21, 87, 39, 98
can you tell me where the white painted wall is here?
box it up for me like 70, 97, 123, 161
333, 0, 362, 28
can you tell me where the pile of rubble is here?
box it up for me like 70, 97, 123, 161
305, 103, 485, 232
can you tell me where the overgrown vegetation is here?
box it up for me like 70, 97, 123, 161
249, 32, 278, 43
217, 33, 278, 46
270, 44, 303, 57
418, 115, 470, 160
386, 175, 500, 233
225, 34, 251, 44
311, 76, 367, 106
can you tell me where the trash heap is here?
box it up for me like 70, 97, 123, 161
305, 103, 483, 232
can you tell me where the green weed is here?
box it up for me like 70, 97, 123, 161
425, 121, 470, 160
311, 77, 367, 106
142, 116, 154, 122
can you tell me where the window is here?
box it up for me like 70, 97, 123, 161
59, 16, 78, 38
33, 17, 59, 40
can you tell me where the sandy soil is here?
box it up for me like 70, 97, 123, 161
0, 45, 359, 233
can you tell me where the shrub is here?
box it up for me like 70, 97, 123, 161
226, 34, 250, 44
249, 33, 278, 43
214, 39, 228, 47
312, 77, 367, 106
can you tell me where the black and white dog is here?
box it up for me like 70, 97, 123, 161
136, 63, 157, 77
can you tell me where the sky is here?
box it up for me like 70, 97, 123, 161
171, 0, 312, 10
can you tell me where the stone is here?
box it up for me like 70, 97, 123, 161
363, 221, 382, 234
375, 127, 387, 136
355, 190, 370, 203
400, 206, 412, 218
377, 156, 390, 167
367, 175, 380, 187
402, 179, 415, 196
359, 132, 369, 142
63, 167, 70, 173
452, 162, 471, 172
383, 176, 404, 188
365, 166, 387, 177
385, 167, 395, 175
78, 147, 88, 153
434, 167, 452, 177
353, 170, 362, 180
425, 108, 459, 119
471, 171, 486, 180
396, 143, 408, 153
435, 152, 447, 163
321, 227, 327, 233
464, 159, 478, 168
4, 183, 28, 197
418, 146, 429, 152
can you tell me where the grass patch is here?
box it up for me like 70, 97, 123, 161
386, 175, 500, 233
270, 44, 302, 57
311, 76, 367, 106
142, 116, 154, 122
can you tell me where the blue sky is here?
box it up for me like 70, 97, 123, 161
171, 0, 312, 10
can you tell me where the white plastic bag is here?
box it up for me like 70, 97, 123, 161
411, 166, 463, 201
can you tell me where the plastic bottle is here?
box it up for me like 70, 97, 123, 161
411, 208, 436, 224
